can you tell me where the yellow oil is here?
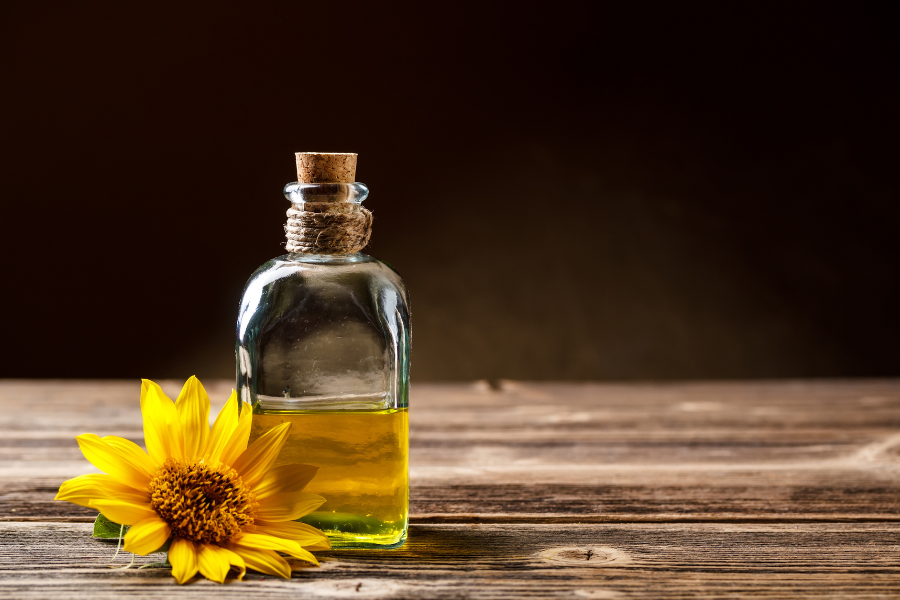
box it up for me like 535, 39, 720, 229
248, 408, 408, 548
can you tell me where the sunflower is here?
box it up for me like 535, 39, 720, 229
56, 377, 330, 584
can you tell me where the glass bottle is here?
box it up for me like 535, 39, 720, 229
236, 153, 410, 548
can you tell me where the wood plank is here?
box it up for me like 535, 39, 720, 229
1, 522, 899, 598
6, 466, 900, 523
3, 380, 900, 522
4, 379, 900, 430
4, 380, 900, 596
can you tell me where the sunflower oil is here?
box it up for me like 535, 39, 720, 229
249, 408, 409, 548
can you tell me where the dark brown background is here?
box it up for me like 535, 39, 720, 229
1, 1, 897, 381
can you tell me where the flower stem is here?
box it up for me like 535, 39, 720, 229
108, 524, 136, 570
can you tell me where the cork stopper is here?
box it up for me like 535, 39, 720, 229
295, 152, 357, 183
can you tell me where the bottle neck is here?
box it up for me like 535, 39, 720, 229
282, 182, 372, 255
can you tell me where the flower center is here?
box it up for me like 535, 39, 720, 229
149, 458, 256, 544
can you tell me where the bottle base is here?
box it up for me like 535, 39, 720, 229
301, 512, 408, 549
327, 534, 408, 549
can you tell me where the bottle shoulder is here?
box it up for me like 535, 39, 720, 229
245, 252, 405, 288
238, 253, 409, 325
237, 251, 410, 344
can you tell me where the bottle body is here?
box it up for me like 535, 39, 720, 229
237, 252, 410, 548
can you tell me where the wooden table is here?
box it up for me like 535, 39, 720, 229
2, 379, 900, 598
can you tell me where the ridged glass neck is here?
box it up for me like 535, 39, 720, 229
283, 182, 369, 206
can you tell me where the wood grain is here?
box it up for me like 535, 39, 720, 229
3, 379, 900, 597
1, 522, 899, 598
3, 380, 900, 522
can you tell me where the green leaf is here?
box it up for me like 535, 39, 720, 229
92, 513, 129, 540
139, 561, 172, 569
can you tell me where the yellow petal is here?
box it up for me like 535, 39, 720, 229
219, 402, 252, 467
165, 402, 185, 461
168, 538, 199, 585
198, 543, 245, 583
220, 546, 247, 581
252, 464, 318, 499
140, 379, 180, 464
89, 499, 157, 526
197, 544, 229, 583
234, 533, 319, 566
255, 492, 325, 522
100, 436, 158, 477
123, 517, 171, 555
303, 539, 332, 551
206, 390, 239, 463
55, 473, 149, 508
231, 422, 291, 487
76, 434, 153, 490
227, 545, 290, 578
176, 376, 210, 461
253, 520, 330, 548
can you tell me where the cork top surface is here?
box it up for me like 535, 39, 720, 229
296, 152, 357, 183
